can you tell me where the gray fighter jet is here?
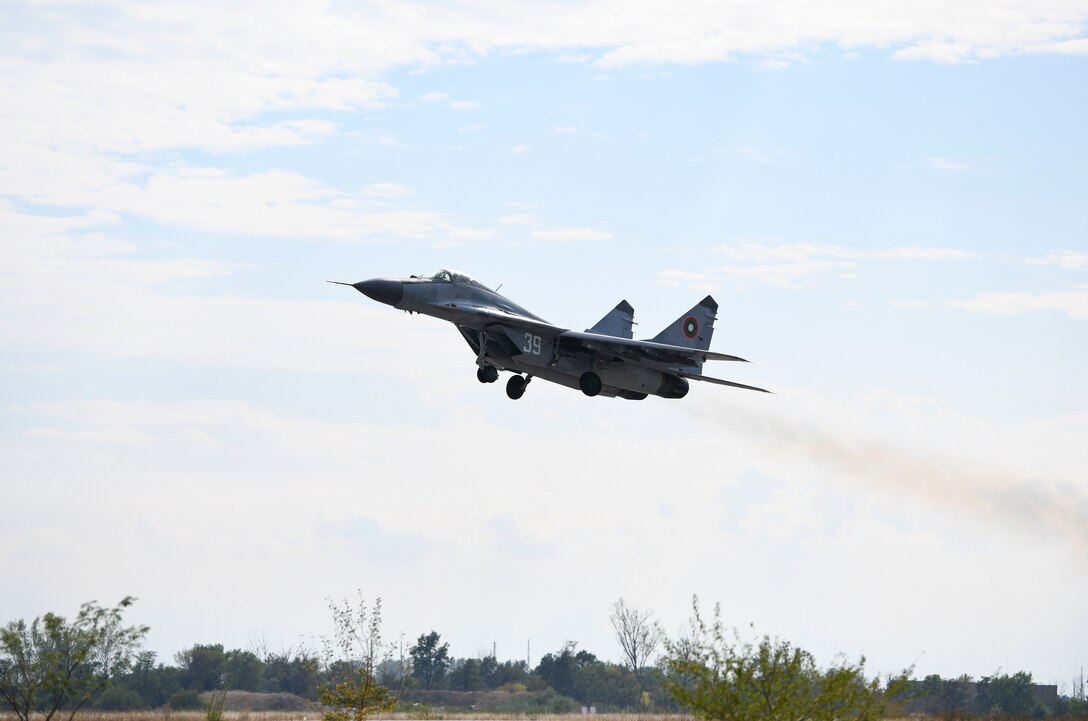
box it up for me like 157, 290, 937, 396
333, 269, 769, 400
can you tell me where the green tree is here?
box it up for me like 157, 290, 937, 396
490, 659, 532, 689
319, 594, 395, 721
0, 597, 148, 721
409, 631, 450, 689
117, 650, 181, 708
938, 674, 976, 718
663, 598, 910, 721
976, 671, 1040, 717
574, 661, 642, 709
535, 642, 598, 700
223, 649, 263, 691
174, 643, 226, 691
448, 658, 485, 691
259, 647, 317, 697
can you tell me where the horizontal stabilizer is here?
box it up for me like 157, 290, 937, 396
675, 371, 771, 394
703, 351, 749, 363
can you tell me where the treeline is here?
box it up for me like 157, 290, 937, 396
903, 672, 1088, 719
5, 596, 1088, 721
94, 645, 318, 710
93, 637, 677, 713
95, 631, 1088, 719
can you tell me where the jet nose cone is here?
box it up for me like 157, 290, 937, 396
353, 278, 404, 307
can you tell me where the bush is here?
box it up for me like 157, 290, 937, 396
549, 693, 580, 713
169, 690, 203, 710
92, 687, 146, 711
663, 598, 911, 721
499, 682, 528, 693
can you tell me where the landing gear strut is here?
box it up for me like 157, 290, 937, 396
579, 371, 602, 397
476, 366, 498, 383
506, 374, 530, 400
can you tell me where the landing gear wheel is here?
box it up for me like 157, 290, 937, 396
477, 366, 498, 383
579, 371, 603, 397
506, 374, 527, 400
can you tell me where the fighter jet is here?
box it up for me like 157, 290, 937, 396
333, 269, 769, 400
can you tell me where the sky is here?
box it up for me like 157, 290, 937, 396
2, 0, 1087, 692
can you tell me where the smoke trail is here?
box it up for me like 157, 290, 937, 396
685, 392, 1088, 557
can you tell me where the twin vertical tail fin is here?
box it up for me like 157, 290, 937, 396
587, 300, 635, 339
652, 295, 718, 369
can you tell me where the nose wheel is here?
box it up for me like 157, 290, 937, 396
506, 374, 529, 400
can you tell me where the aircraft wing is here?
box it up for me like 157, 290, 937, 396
446, 304, 745, 367
443, 302, 565, 336
557, 330, 750, 368
445, 304, 769, 392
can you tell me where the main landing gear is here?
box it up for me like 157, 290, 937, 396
476, 366, 499, 383
579, 371, 602, 397
506, 374, 530, 400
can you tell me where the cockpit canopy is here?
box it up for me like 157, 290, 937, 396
428, 269, 489, 290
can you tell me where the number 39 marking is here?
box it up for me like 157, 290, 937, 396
522, 333, 542, 355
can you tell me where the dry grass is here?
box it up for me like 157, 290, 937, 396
0, 715, 316, 721
0, 714, 698, 721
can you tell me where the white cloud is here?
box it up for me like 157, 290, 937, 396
656, 269, 719, 292
878, 247, 974, 260
717, 241, 855, 263
0, 203, 461, 368
552, 126, 577, 134
418, 92, 478, 110
530, 227, 612, 242
498, 214, 540, 225
1, 0, 1082, 229
0, 58, 394, 156
717, 144, 795, 163
668, 246, 845, 289
3, 167, 489, 243
509, 145, 532, 154
493, 214, 613, 244
361, 182, 415, 198
665, 241, 977, 289
1028, 250, 1088, 270
722, 259, 858, 288
950, 289, 1088, 320
924, 156, 969, 170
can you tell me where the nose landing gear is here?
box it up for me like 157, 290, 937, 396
476, 366, 499, 383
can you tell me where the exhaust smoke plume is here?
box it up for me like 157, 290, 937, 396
687, 394, 1088, 557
